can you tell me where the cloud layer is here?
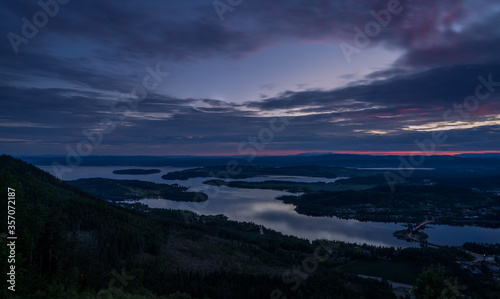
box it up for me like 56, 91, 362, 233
1, 0, 499, 155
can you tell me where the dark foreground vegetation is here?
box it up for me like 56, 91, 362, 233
1, 155, 499, 298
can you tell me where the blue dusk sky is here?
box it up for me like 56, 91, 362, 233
1, 0, 500, 156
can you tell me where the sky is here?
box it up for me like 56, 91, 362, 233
1, 0, 500, 156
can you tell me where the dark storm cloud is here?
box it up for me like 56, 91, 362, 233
249, 63, 500, 111
389, 1, 500, 68
4, 0, 499, 65
2, 0, 499, 92
1, 59, 499, 154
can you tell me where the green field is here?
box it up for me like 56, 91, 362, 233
341, 260, 421, 285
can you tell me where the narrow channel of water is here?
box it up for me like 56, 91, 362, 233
38, 166, 500, 247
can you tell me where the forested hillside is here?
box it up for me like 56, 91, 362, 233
0, 155, 398, 298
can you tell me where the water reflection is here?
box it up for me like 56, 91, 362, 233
38, 165, 500, 247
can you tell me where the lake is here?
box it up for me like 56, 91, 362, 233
38, 165, 500, 248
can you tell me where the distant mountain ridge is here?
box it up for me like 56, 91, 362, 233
21, 153, 500, 173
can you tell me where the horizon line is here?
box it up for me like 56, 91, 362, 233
15, 150, 500, 157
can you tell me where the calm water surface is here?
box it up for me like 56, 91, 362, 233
39, 166, 500, 247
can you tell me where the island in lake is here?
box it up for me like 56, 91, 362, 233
202, 170, 500, 228
113, 168, 161, 175
67, 177, 207, 202
161, 165, 384, 180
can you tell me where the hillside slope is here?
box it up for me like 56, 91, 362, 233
0, 155, 395, 298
